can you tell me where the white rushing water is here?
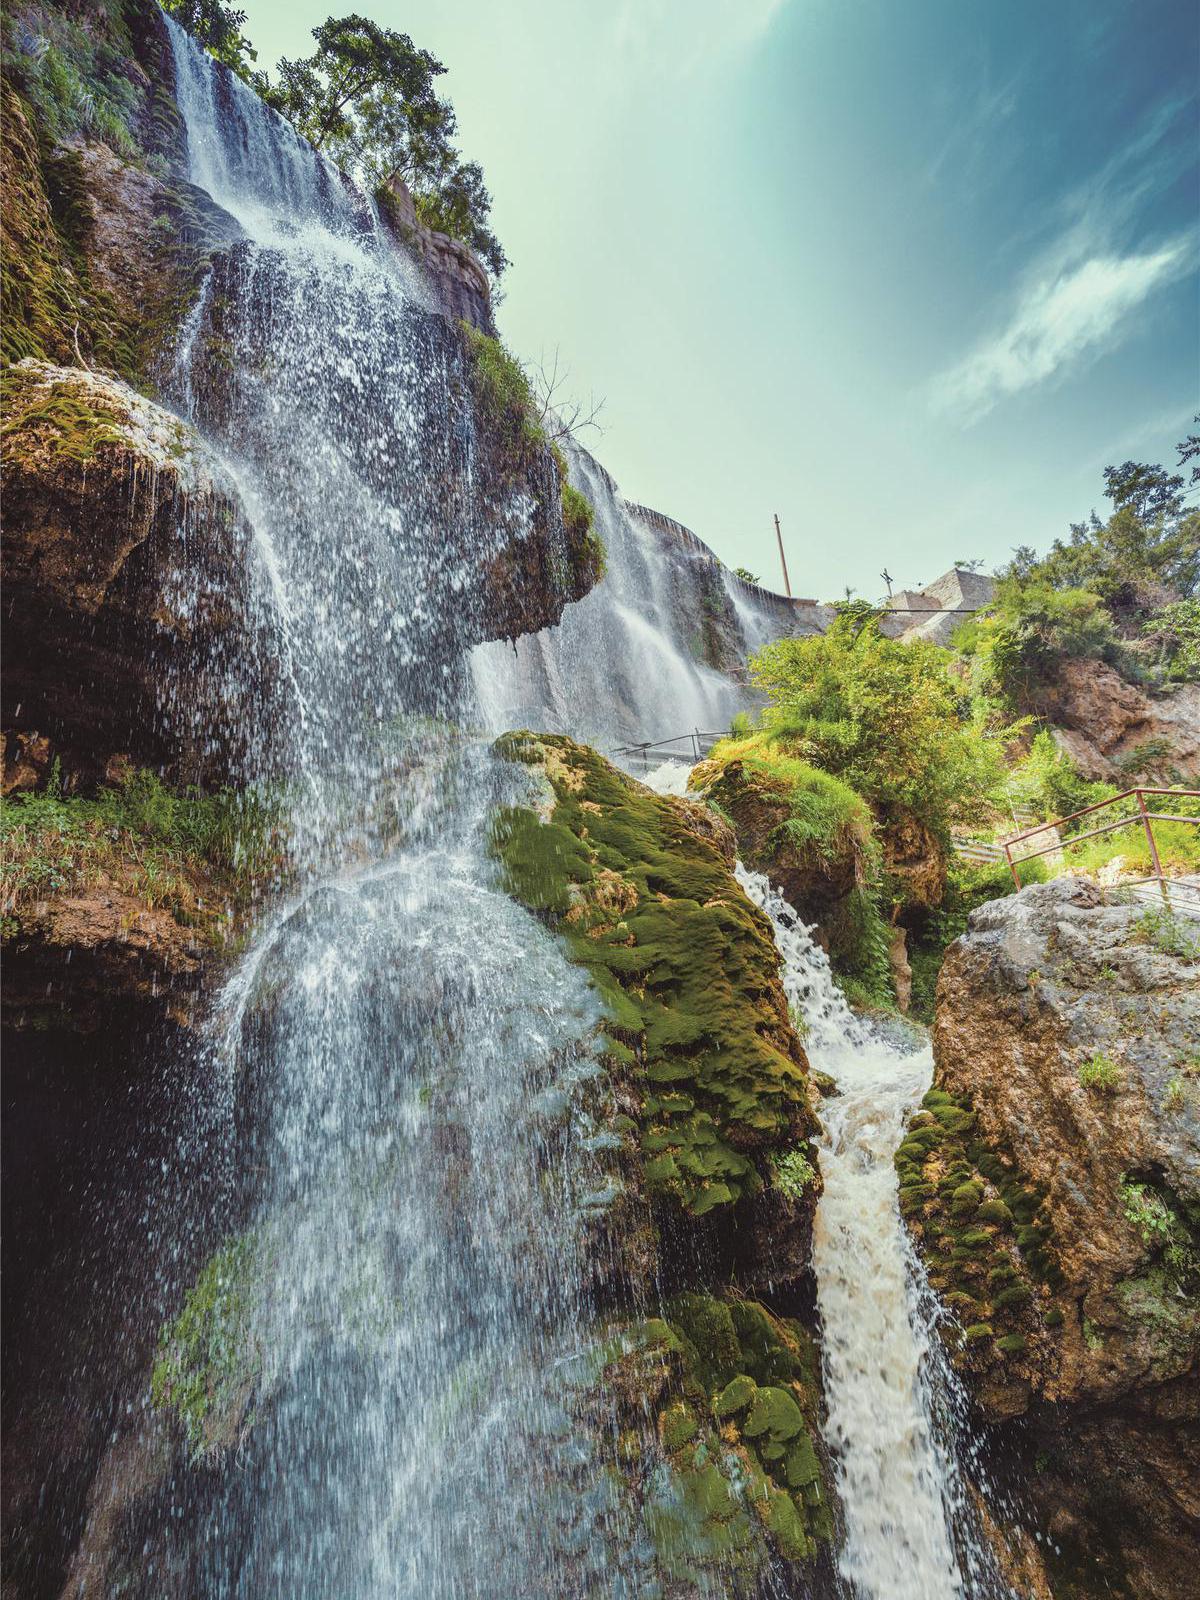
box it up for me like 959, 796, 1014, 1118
736, 865, 1008, 1600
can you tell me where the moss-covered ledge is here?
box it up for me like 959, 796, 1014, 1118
489, 732, 820, 1222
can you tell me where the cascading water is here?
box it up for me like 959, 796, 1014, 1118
737, 864, 1013, 1600
115, 20, 640, 1596
470, 449, 756, 750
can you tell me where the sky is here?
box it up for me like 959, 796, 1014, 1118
238, 0, 1198, 602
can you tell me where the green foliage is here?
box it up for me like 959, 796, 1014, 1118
0, 766, 282, 930
1078, 1052, 1122, 1093
955, 579, 1119, 706
163, 0, 257, 78
1134, 905, 1200, 961
2, 2, 140, 156
749, 612, 1008, 842
253, 12, 506, 274
732, 567, 761, 585
1119, 1177, 1199, 1284
460, 324, 543, 452
769, 1147, 817, 1200
1142, 598, 1200, 683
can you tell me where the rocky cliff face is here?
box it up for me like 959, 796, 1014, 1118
903, 878, 1199, 1599
1029, 658, 1200, 784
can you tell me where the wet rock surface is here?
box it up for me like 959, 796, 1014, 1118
907, 876, 1200, 1599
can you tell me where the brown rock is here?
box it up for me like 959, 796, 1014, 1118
1031, 657, 1200, 782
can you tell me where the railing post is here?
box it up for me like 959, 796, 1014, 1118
1136, 788, 1169, 905
1005, 841, 1020, 890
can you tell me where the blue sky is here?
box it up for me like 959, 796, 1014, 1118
239, 0, 1198, 601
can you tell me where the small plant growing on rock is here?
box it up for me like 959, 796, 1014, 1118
1078, 1052, 1122, 1093
1119, 1176, 1198, 1282
1134, 906, 1200, 961
770, 1148, 817, 1200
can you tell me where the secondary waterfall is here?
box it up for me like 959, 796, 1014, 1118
737, 863, 1011, 1600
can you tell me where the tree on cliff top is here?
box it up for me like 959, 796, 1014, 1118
252, 13, 508, 276
1007, 428, 1200, 612
163, 0, 256, 78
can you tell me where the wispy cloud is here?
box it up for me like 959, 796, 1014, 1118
931, 97, 1197, 421
933, 239, 1193, 419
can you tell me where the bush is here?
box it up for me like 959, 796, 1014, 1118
749, 612, 1009, 844
955, 580, 1119, 707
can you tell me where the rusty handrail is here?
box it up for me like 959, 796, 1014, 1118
1004, 787, 1200, 904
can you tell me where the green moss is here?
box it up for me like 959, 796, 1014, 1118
150, 1235, 260, 1455
995, 1333, 1027, 1355
491, 734, 816, 1217
598, 1293, 830, 1583
898, 1084, 1063, 1371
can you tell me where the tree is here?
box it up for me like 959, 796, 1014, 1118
252, 14, 507, 276
527, 348, 605, 446
254, 14, 443, 157
163, 0, 256, 77
1011, 430, 1200, 610
954, 579, 1119, 706
748, 613, 1008, 840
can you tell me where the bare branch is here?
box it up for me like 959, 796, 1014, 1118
527, 345, 606, 446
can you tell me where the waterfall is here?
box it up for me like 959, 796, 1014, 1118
736, 866, 1013, 1600
124, 22, 637, 1595
470, 449, 755, 751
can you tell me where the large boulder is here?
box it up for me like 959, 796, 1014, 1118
902, 876, 1200, 1599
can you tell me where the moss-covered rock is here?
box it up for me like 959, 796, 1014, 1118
593, 1295, 833, 1590
2, 359, 271, 785
490, 732, 820, 1221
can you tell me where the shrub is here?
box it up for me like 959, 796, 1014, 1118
749, 612, 1009, 844
955, 579, 1119, 708
1135, 906, 1200, 961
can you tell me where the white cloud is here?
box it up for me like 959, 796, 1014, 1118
932, 239, 1193, 419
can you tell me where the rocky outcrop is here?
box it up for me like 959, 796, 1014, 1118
903, 877, 1200, 1599
2, 359, 271, 786
1030, 657, 1200, 783
486, 734, 837, 1586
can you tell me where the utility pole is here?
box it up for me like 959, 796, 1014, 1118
773, 513, 792, 598
880, 567, 893, 598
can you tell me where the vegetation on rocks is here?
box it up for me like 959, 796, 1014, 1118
594, 1295, 832, 1586
490, 733, 819, 1219
1, 764, 282, 943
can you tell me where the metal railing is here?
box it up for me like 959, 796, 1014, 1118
1004, 787, 1200, 909
613, 730, 733, 767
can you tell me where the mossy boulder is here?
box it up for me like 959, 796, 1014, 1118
490, 732, 820, 1221
688, 736, 876, 929
594, 1294, 833, 1589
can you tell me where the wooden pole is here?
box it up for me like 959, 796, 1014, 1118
773, 513, 792, 598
